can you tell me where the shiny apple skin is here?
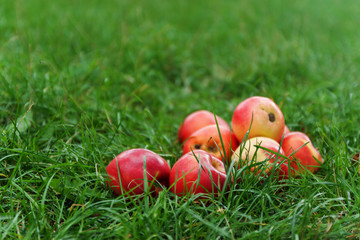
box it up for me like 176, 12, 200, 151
182, 124, 239, 163
232, 137, 289, 180
106, 148, 171, 196
282, 132, 323, 175
178, 110, 230, 143
169, 150, 227, 196
232, 96, 285, 143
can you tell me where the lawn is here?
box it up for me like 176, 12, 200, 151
1, 0, 360, 239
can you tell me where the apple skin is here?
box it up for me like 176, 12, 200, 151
178, 110, 230, 143
232, 96, 285, 143
169, 150, 227, 196
282, 132, 323, 175
283, 125, 290, 135
182, 124, 239, 163
231, 137, 289, 179
106, 149, 171, 196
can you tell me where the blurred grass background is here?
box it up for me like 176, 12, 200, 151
1, 0, 360, 238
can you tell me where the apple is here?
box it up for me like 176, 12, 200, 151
232, 96, 285, 143
182, 124, 239, 163
169, 150, 227, 196
178, 110, 230, 143
282, 132, 323, 175
283, 125, 290, 135
106, 148, 171, 196
231, 137, 289, 179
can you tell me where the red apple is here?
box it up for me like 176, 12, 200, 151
232, 96, 285, 143
182, 124, 239, 163
231, 137, 289, 179
282, 132, 323, 175
169, 150, 227, 196
283, 125, 290, 135
178, 110, 230, 143
106, 149, 171, 196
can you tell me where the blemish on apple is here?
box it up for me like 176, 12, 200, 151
268, 113, 275, 122
207, 145, 218, 153
194, 144, 201, 149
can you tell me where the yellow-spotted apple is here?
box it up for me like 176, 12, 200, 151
231, 137, 288, 179
232, 96, 285, 143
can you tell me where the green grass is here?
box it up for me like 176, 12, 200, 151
1, 0, 360, 238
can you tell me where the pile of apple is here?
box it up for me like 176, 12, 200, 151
106, 96, 323, 197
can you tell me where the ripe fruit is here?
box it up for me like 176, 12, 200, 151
182, 124, 239, 163
169, 150, 227, 196
106, 149, 171, 196
231, 137, 289, 179
282, 132, 323, 175
232, 96, 285, 143
283, 125, 290, 135
178, 110, 230, 143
